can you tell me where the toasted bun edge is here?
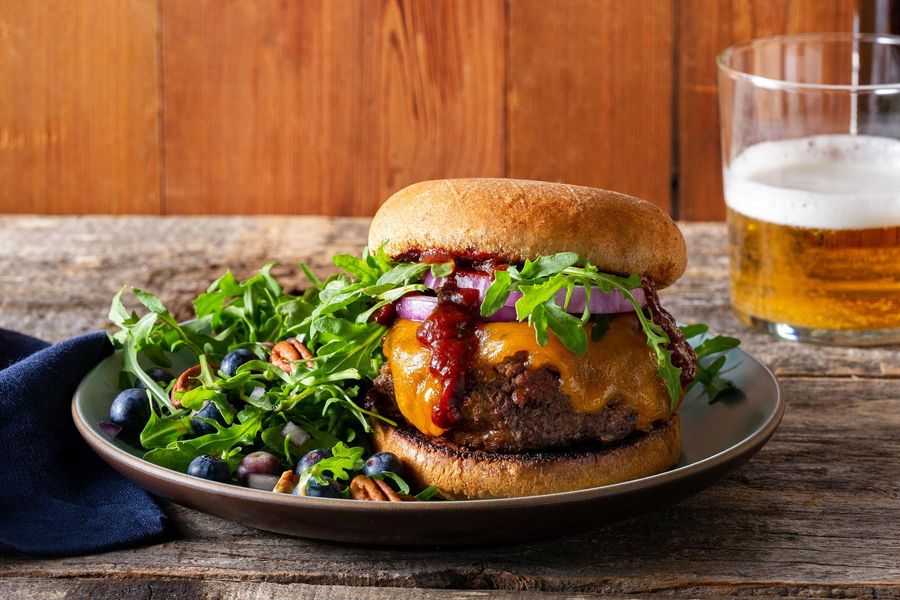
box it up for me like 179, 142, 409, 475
368, 178, 687, 288
371, 415, 682, 500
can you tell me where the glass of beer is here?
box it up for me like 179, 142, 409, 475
718, 33, 900, 345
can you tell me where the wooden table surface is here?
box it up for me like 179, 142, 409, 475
0, 216, 898, 599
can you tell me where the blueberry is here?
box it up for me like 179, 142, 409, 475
295, 448, 332, 476
304, 477, 342, 498
220, 349, 257, 377
190, 401, 228, 436
187, 455, 231, 483
236, 451, 281, 486
109, 388, 151, 437
134, 367, 174, 390
363, 451, 405, 478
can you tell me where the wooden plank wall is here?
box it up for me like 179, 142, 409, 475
508, 0, 674, 212
0, 0, 857, 219
677, 0, 859, 220
0, 0, 160, 214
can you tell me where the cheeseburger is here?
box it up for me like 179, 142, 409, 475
366, 178, 697, 499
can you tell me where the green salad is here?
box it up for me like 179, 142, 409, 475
103, 246, 738, 500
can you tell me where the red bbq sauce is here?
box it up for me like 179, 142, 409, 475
415, 274, 482, 429
396, 248, 508, 273
368, 302, 397, 326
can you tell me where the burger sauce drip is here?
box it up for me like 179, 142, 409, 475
396, 248, 508, 274
641, 277, 697, 387
368, 303, 397, 326
415, 275, 481, 429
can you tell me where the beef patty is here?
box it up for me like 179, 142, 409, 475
372, 351, 638, 453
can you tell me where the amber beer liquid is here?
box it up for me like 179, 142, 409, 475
725, 134, 900, 339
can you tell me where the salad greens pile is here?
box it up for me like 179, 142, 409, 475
107, 246, 739, 480
108, 247, 435, 474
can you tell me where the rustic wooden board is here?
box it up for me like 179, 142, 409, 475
0, 0, 161, 214
676, 0, 858, 220
159, 0, 505, 216
507, 0, 675, 211
0, 579, 882, 600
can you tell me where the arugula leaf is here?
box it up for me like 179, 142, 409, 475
429, 262, 455, 278
143, 408, 264, 470
299, 263, 323, 288
543, 302, 587, 355
528, 303, 550, 346
694, 355, 734, 401
132, 288, 168, 315
694, 335, 741, 359
590, 314, 612, 342
376, 262, 431, 286
121, 338, 175, 412
517, 252, 579, 278
514, 274, 569, 319
333, 254, 380, 282
108, 288, 133, 329
177, 387, 223, 412
481, 270, 512, 317
370, 471, 411, 495
133, 288, 206, 355
305, 442, 365, 485
683, 331, 742, 403
140, 408, 192, 449
678, 323, 709, 340
415, 485, 440, 501
310, 319, 386, 380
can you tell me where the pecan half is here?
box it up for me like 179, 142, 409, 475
170, 363, 218, 409
349, 475, 415, 502
270, 338, 314, 374
273, 470, 299, 494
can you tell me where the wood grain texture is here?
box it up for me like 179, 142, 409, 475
0, 2, 872, 219
0, 217, 898, 596
2, 579, 892, 600
0, 0, 160, 214
677, 0, 858, 220
507, 0, 675, 211
160, 0, 504, 216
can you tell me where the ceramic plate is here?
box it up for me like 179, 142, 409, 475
72, 344, 783, 546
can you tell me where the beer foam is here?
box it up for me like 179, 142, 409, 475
724, 135, 900, 229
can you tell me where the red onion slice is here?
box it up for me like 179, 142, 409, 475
246, 473, 282, 491
483, 305, 518, 322
99, 420, 123, 438
423, 271, 493, 296
281, 421, 311, 448
396, 287, 643, 323
420, 271, 645, 318
504, 287, 645, 314
396, 295, 440, 321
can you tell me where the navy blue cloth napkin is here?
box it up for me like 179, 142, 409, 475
0, 329, 167, 556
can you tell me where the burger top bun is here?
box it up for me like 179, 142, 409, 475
368, 178, 687, 288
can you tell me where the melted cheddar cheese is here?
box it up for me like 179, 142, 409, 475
381, 316, 672, 437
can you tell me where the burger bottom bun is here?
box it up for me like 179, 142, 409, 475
371, 415, 681, 500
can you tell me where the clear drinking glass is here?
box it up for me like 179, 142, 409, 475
717, 33, 900, 345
